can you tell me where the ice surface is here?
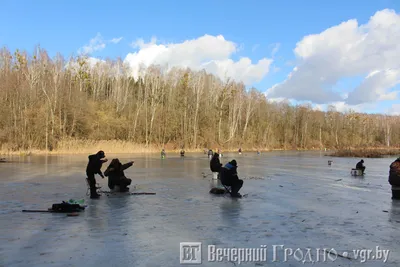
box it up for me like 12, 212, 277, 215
0, 151, 399, 266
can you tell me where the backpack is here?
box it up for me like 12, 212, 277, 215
51, 202, 85, 213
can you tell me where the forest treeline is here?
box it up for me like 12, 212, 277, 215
0, 47, 399, 153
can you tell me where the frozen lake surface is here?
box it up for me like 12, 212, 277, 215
0, 151, 399, 266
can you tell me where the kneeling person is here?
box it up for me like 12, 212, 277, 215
356, 159, 366, 174
220, 160, 243, 198
104, 159, 134, 192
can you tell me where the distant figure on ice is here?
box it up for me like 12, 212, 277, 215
161, 149, 166, 159
86, 151, 108, 199
180, 149, 185, 157
389, 157, 400, 199
104, 158, 134, 192
238, 148, 242, 154
220, 160, 243, 198
356, 159, 366, 175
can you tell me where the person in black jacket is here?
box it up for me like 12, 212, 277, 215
389, 157, 400, 199
210, 152, 222, 173
86, 151, 108, 198
219, 160, 243, 198
209, 152, 223, 192
356, 159, 366, 174
104, 158, 134, 192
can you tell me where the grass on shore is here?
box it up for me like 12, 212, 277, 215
0, 139, 274, 155
329, 148, 400, 158
3, 139, 399, 158
0, 139, 330, 156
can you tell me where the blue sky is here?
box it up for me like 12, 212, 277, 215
1, 0, 400, 114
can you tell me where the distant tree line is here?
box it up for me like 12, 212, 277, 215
0, 47, 399, 151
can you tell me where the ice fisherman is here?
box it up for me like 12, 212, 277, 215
161, 149, 166, 159
104, 159, 134, 192
356, 159, 366, 174
219, 159, 243, 198
389, 157, 400, 199
86, 151, 108, 199
180, 149, 185, 157
210, 152, 222, 179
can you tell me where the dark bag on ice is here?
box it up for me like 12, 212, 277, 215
51, 202, 85, 212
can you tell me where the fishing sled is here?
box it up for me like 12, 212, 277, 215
22, 201, 86, 216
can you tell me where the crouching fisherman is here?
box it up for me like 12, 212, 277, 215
86, 151, 108, 199
104, 159, 134, 192
219, 160, 243, 198
356, 159, 366, 175
389, 157, 400, 200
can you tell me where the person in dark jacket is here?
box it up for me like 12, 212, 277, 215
86, 151, 108, 198
356, 159, 366, 174
219, 160, 243, 198
210, 152, 223, 181
389, 157, 400, 199
210, 153, 222, 173
104, 158, 134, 192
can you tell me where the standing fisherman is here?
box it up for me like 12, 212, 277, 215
86, 151, 108, 199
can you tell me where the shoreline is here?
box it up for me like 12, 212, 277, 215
2, 147, 399, 157
1, 139, 398, 156
327, 148, 400, 158
0, 147, 332, 156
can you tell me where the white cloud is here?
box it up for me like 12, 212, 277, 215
78, 33, 106, 55
313, 104, 324, 111
78, 33, 124, 55
110, 37, 123, 44
266, 9, 400, 106
87, 57, 106, 68
264, 95, 378, 114
266, 97, 286, 103
270, 43, 280, 57
310, 101, 378, 113
346, 69, 400, 104
123, 34, 272, 86
131, 36, 157, 49
64, 57, 106, 72
387, 104, 400, 115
